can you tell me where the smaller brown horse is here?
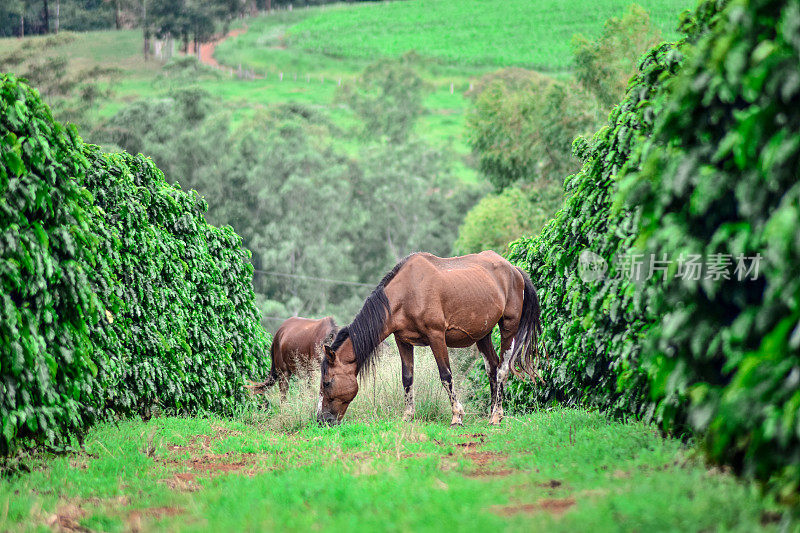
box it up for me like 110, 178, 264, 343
250, 316, 338, 400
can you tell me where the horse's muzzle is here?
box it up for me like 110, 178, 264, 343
316, 410, 339, 426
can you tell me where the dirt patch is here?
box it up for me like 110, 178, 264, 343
466, 468, 514, 478
161, 472, 202, 492
491, 497, 576, 517
397, 452, 428, 460
456, 433, 486, 450
157, 451, 260, 489
158, 427, 259, 491
611, 469, 630, 479
539, 497, 576, 515
459, 433, 486, 440
127, 506, 185, 532
132, 506, 185, 518
186, 452, 258, 474
46, 502, 88, 532
465, 451, 505, 467
198, 28, 248, 69
463, 450, 515, 478
167, 425, 244, 455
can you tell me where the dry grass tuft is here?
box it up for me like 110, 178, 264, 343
243, 344, 486, 432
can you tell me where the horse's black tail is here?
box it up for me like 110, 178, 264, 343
509, 267, 545, 381
246, 337, 279, 394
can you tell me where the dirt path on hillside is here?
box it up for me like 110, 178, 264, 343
198, 27, 248, 69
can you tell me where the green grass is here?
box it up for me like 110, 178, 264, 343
0, 408, 786, 532
0, 29, 158, 77
286, 0, 693, 72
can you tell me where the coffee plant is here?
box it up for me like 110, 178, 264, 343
501, 39, 690, 419
625, 0, 800, 497
1, 73, 109, 455
502, 0, 800, 499
1, 74, 270, 456
468, 1, 726, 419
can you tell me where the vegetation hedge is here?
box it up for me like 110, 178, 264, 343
1, 74, 269, 456
1, 73, 109, 455
504, 0, 800, 498
626, 0, 800, 497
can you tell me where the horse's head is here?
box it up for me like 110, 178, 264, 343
317, 337, 358, 425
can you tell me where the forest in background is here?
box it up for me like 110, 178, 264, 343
1, 2, 673, 325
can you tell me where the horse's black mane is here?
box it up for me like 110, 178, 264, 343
325, 254, 412, 375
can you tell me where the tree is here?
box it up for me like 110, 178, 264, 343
94, 56, 480, 323
454, 182, 561, 255
572, 4, 663, 112
465, 68, 598, 191
349, 139, 482, 283
145, 0, 231, 56
337, 52, 429, 144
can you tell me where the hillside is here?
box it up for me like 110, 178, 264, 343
285, 0, 690, 71
0, 1, 694, 184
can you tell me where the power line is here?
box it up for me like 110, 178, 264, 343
252, 269, 373, 288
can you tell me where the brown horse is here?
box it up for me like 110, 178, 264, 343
317, 251, 542, 426
251, 316, 338, 400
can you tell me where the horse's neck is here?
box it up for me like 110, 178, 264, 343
381, 291, 400, 342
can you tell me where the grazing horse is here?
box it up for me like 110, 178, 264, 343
250, 316, 338, 400
317, 251, 542, 426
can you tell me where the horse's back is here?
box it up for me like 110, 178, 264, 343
388, 252, 523, 346
407, 251, 520, 296
274, 316, 335, 372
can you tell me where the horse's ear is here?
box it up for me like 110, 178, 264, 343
324, 344, 336, 362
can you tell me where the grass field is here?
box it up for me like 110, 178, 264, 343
0, 352, 791, 531
286, 0, 692, 71
0, 410, 785, 531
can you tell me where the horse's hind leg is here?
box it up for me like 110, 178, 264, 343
476, 335, 501, 425
396, 338, 415, 421
429, 335, 465, 426
278, 374, 289, 402
494, 326, 519, 423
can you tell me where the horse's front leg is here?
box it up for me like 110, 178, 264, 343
396, 338, 415, 421
430, 336, 464, 426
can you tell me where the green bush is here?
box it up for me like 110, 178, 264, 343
1, 74, 270, 456
1, 73, 109, 454
454, 184, 561, 256
625, 0, 800, 497
497, 2, 726, 415
81, 149, 270, 418
504, 0, 800, 499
